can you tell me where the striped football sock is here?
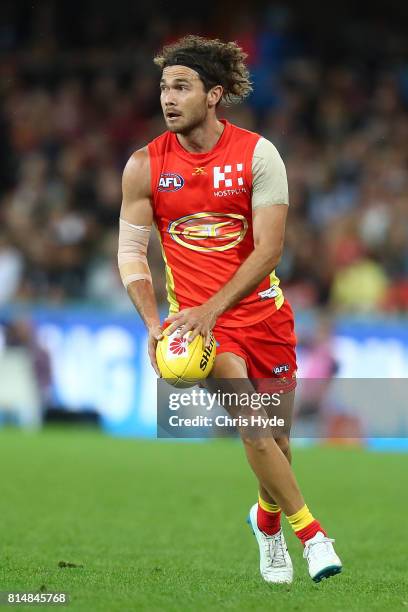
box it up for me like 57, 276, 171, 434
287, 504, 326, 545
257, 495, 282, 535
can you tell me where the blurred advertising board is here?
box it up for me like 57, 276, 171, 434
0, 307, 157, 437
0, 308, 407, 439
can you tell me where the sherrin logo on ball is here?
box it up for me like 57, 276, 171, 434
156, 327, 216, 388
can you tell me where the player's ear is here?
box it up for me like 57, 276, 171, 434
207, 85, 223, 108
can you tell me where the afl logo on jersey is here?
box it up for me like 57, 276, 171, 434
158, 173, 184, 192
168, 212, 248, 252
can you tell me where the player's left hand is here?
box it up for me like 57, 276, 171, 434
164, 304, 217, 346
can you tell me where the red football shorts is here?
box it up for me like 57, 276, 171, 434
213, 300, 297, 392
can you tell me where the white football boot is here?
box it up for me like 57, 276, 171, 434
247, 503, 293, 584
303, 531, 342, 582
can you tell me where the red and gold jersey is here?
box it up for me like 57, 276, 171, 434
148, 119, 285, 328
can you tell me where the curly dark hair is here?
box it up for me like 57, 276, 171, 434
154, 35, 252, 104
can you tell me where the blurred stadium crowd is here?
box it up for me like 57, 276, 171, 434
1, 1, 407, 314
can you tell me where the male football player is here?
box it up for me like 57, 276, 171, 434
118, 35, 342, 584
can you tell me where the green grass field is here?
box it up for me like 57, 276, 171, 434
0, 427, 406, 611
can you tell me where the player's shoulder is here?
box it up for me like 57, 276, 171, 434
253, 136, 284, 160
228, 121, 261, 143
147, 129, 172, 153
122, 146, 151, 197
123, 146, 149, 178
124, 129, 170, 172
228, 122, 284, 167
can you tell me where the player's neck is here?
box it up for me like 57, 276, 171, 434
176, 118, 225, 154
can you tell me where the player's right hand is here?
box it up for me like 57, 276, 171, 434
148, 324, 163, 376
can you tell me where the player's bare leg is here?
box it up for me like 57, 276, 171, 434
208, 352, 293, 582
210, 352, 342, 583
211, 353, 303, 514
259, 436, 292, 503
258, 434, 292, 542
257, 410, 293, 534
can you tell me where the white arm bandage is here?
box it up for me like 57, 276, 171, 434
118, 218, 152, 288
252, 137, 289, 209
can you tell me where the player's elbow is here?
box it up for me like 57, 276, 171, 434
270, 244, 283, 267
256, 242, 283, 272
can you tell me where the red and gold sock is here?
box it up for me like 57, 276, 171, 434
257, 495, 282, 535
287, 504, 326, 545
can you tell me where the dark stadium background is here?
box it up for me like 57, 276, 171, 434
0, 4, 407, 609
1, 0, 407, 430
1, 0, 407, 309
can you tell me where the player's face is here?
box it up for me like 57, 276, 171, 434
160, 66, 209, 134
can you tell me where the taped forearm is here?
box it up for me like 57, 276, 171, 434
118, 218, 152, 287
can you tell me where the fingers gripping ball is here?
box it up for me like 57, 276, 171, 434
156, 328, 216, 388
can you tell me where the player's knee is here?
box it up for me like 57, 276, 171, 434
275, 435, 290, 457
241, 434, 290, 455
240, 434, 270, 453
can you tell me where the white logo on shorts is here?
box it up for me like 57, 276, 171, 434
258, 285, 279, 300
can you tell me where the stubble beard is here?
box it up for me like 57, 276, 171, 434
165, 107, 208, 136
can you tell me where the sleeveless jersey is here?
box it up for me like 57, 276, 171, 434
148, 119, 285, 328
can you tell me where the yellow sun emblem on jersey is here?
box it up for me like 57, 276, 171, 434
168, 212, 248, 252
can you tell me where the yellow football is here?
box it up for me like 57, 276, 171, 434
156, 328, 216, 388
